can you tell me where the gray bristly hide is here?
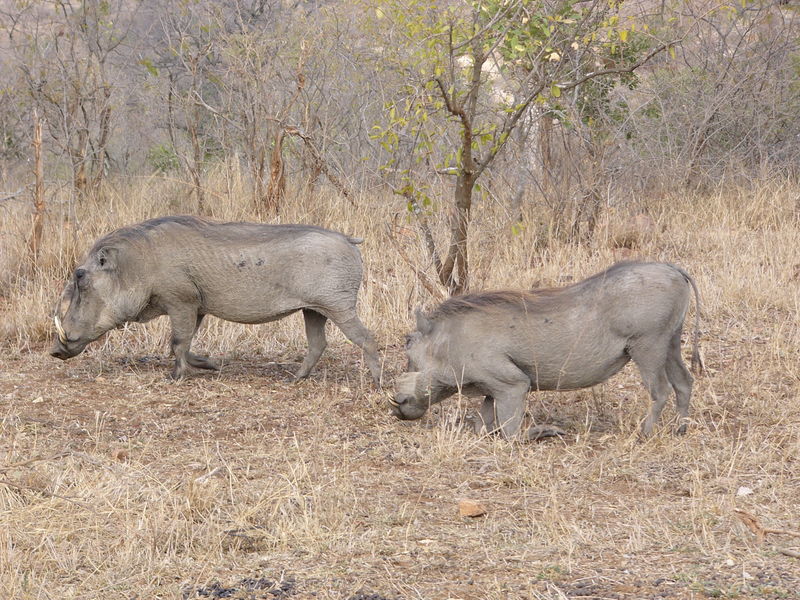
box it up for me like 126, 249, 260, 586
391, 261, 702, 439
50, 215, 382, 384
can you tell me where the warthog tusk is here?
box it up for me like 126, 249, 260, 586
387, 397, 401, 408
53, 315, 67, 344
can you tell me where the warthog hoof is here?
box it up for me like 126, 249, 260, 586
526, 424, 566, 442
187, 353, 219, 371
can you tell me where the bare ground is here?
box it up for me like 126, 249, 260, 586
2, 181, 800, 599
1, 329, 798, 599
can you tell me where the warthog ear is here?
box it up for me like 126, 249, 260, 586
95, 246, 119, 269
414, 308, 433, 335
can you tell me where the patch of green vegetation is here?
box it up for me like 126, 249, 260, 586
535, 564, 566, 581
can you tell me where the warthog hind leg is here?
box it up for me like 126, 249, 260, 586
630, 336, 672, 437
333, 315, 382, 385
666, 330, 693, 434
295, 309, 328, 380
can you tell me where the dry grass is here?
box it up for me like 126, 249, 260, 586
1, 172, 799, 599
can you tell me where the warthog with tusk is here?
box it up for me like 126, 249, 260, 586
392, 261, 702, 439
51, 215, 381, 383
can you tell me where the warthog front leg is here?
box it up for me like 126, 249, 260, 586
474, 396, 497, 434
491, 383, 530, 439
475, 395, 564, 441
167, 308, 204, 380
479, 364, 531, 439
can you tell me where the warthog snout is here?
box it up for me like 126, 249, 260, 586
49, 339, 86, 360
391, 372, 429, 420
50, 344, 70, 359
50, 315, 89, 360
389, 393, 417, 419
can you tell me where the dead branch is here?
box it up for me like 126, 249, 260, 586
391, 186, 444, 277
284, 125, 355, 205
0, 188, 24, 202
387, 218, 446, 301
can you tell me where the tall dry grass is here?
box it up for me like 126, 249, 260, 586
5, 169, 797, 353
1, 171, 799, 598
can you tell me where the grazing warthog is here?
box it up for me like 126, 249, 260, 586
391, 262, 702, 439
51, 216, 381, 383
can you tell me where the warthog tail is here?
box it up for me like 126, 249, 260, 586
671, 264, 704, 374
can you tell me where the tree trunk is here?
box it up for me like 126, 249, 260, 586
188, 105, 205, 211
90, 85, 112, 194
29, 111, 45, 262
264, 127, 285, 215
440, 173, 474, 296
253, 145, 266, 214
539, 111, 554, 195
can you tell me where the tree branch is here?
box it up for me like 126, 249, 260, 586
557, 39, 680, 94
387, 219, 446, 301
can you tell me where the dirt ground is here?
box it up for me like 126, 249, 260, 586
1, 328, 798, 599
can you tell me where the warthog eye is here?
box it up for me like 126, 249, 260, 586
405, 333, 420, 350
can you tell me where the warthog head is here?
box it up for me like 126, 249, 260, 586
390, 310, 442, 420
50, 246, 139, 360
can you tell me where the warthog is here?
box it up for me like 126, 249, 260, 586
391, 262, 702, 438
51, 216, 381, 382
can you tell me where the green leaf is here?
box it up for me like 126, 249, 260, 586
138, 58, 159, 77
551, 84, 561, 98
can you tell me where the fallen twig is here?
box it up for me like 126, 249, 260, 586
194, 466, 223, 484
734, 509, 800, 545
0, 450, 72, 473
0, 477, 92, 510
778, 548, 800, 559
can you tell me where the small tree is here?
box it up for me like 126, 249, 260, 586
370, 0, 673, 295
7, 0, 135, 197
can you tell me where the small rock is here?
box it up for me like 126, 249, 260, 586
736, 486, 754, 497
458, 499, 487, 518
